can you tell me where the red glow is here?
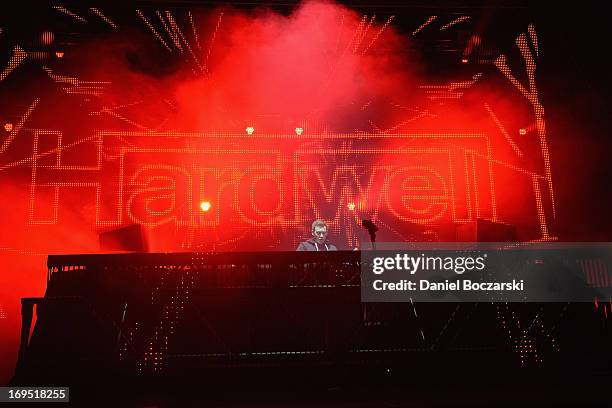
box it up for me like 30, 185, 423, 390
40, 31, 54, 45
0, 1, 556, 254
0, 1, 556, 253
174, 2, 421, 132
0, 3, 560, 383
3, 123, 12, 132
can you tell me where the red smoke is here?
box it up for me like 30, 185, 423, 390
174, 1, 422, 131
0, 0, 542, 384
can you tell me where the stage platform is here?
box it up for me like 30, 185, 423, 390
11, 251, 612, 406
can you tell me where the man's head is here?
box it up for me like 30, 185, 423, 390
311, 219, 329, 244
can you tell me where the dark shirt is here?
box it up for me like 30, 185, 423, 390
296, 239, 338, 251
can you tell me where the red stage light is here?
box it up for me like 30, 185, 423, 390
4, 123, 13, 132
55, 51, 64, 58
200, 201, 211, 212
295, 127, 303, 135
519, 128, 527, 135
245, 127, 254, 135
461, 58, 468, 64
40, 31, 54, 45
347, 202, 356, 211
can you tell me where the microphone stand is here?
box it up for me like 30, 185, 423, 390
361, 219, 378, 250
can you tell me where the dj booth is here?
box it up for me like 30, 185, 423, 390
11, 251, 612, 402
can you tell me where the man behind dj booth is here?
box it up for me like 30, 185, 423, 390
296, 219, 338, 251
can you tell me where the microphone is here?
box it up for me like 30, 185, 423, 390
361, 219, 378, 233
361, 219, 378, 246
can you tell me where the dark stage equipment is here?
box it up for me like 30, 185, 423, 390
11, 251, 612, 405
98, 224, 148, 252
456, 218, 517, 242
